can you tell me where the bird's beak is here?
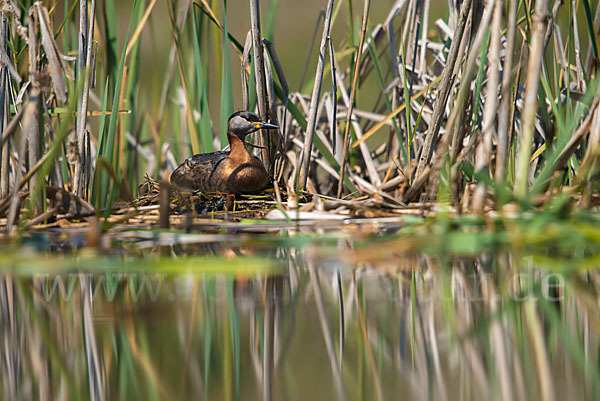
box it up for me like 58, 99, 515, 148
253, 121, 279, 130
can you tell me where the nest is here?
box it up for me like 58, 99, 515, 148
133, 175, 310, 217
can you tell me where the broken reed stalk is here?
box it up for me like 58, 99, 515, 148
447, 0, 495, 161
298, 0, 335, 190
74, 0, 96, 199
495, 0, 518, 185
337, 0, 371, 199
514, 0, 549, 198
74, 0, 88, 197
328, 36, 339, 161
241, 31, 253, 111
473, 0, 502, 213
27, 7, 42, 217
570, 1, 584, 91
0, 12, 9, 199
263, 38, 290, 179
25, 91, 42, 217
249, 0, 277, 173
6, 99, 33, 234
407, 5, 477, 202
6, 2, 71, 225
419, 0, 430, 78
263, 39, 289, 98
263, 46, 280, 136
412, 0, 472, 188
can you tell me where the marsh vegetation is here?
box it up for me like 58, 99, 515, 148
0, 0, 599, 399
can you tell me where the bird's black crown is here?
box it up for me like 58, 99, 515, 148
229, 111, 261, 123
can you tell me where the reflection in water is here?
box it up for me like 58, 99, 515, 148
1, 247, 599, 401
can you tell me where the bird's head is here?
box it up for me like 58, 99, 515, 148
227, 111, 278, 139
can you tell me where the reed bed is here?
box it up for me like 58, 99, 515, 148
0, 0, 598, 235
2, 243, 600, 401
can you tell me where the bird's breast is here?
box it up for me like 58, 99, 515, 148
222, 157, 271, 194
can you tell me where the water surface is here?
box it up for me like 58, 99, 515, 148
1, 219, 599, 401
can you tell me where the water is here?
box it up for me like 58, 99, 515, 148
1, 221, 599, 401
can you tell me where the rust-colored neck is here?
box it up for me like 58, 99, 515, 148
228, 134, 249, 160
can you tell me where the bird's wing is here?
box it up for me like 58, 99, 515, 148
170, 151, 230, 191
187, 151, 230, 168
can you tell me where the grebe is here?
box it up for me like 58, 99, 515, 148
170, 111, 278, 194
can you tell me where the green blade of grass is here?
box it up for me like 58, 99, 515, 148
192, 9, 214, 153
94, 2, 136, 210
